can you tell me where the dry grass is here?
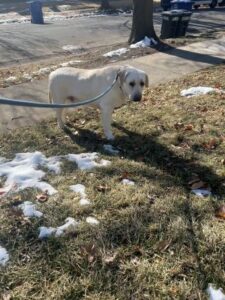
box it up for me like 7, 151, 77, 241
1, 64, 225, 299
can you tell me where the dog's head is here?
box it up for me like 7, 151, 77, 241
118, 66, 149, 102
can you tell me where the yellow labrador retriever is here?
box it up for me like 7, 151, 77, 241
48, 65, 149, 140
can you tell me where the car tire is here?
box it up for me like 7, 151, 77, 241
209, 0, 217, 8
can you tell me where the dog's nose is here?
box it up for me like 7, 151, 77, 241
132, 94, 142, 102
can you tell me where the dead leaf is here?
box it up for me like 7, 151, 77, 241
215, 83, 221, 89
102, 252, 118, 264
174, 122, 184, 130
80, 119, 86, 125
179, 142, 191, 149
147, 194, 156, 204
96, 184, 110, 193
215, 205, 225, 220
156, 239, 172, 252
2, 293, 11, 300
184, 124, 194, 131
36, 191, 48, 203
120, 171, 130, 180
190, 180, 207, 190
81, 244, 98, 264
0, 189, 6, 196
202, 138, 218, 150
188, 177, 211, 191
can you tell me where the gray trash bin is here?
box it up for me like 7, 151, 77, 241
30, 1, 44, 24
176, 10, 192, 37
160, 10, 183, 39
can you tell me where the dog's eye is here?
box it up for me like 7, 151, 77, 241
129, 81, 135, 87
140, 81, 144, 87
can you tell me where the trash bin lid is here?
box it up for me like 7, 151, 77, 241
162, 9, 186, 15
171, 0, 193, 2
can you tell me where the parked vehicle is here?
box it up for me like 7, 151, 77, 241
193, 0, 224, 9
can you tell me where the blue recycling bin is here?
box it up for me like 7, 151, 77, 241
161, 0, 171, 10
30, 1, 44, 24
171, 0, 193, 10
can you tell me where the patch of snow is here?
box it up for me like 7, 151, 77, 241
45, 156, 62, 174
38, 217, 79, 239
37, 67, 51, 75
69, 60, 83, 64
60, 62, 71, 67
70, 184, 86, 197
50, 65, 58, 71
103, 144, 119, 155
130, 36, 157, 49
66, 153, 111, 170
5, 76, 17, 83
0, 246, 9, 266
0, 152, 110, 196
180, 86, 223, 97
122, 179, 135, 186
38, 227, 56, 239
55, 217, 79, 236
22, 73, 32, 81
70, 184, 91, 206
192, 189, 211, 197
103, 48, 129, 58
58, 4, 72, 10
19, 201, 43, 218
207, 284, 225, 300
0, 151, 60, 196
86, 216, 99, 225
79, 198, 91, 206
62, 45, 85, 53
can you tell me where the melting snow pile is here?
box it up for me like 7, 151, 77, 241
0, 152, 110, 197
192, 189, 211, 197
0, 246, 9, 266
207, 284, 225, 300
103, 48, 129, 58
181, 87, 223, 97
103, 36, 157, 58
5, 76, 17, 83
70, 184, 91, 206
86, 216, 99, 225
0, 152, 60, 196
39, 217, 79, 239
130, 36, 157, 49
19, 201, 43, 218
122, 179, 135, 186
66, 153, 110, 170
62, 45, 85, 53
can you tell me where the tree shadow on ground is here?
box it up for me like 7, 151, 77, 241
157, 40, 225, 65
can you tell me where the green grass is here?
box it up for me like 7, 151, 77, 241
1, 65, 225, 299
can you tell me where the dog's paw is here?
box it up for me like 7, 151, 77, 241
106, 133, 115, 141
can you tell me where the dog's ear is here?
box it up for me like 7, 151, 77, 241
145, 73, 149, 87
118, 68, 128, 86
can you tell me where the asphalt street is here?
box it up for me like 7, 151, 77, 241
0, 7, 224, 66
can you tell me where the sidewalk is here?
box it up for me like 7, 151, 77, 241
0, 36, 225, 132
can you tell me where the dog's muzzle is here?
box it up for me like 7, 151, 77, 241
132, 93, 142, 102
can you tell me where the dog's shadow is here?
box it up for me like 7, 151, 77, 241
65, 123, 225, 196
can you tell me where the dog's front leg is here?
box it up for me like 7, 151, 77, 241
100, 107, 114, 140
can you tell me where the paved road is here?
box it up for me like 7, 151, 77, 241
0, 7, 224, 66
